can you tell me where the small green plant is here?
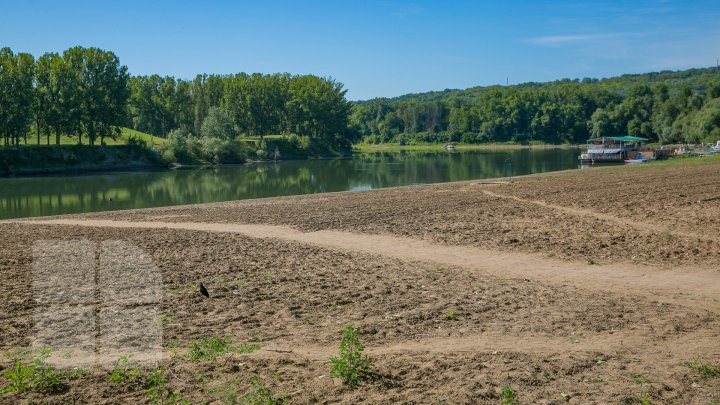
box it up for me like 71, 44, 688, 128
689, 358, 720, 378
65, 367, 86, 380
1, 348, 65, 394
207, 380, 239, 405
570, 338, 580, 344
155, 314, 177, 327
586, 257, 597, 265
190, 336, 232, 361
109, 355, 142, 383
30, 349, 64, 393
235, 343, 262, 354
662, 227, 672, 241
433, 266, 444, 273
1, 357, 34, 394
631, 374, 652, 384
637, 392, 652, 405
145, 367, 186, 405
500, 385, 517, 404
188, 337, 260, 361
446, 310, 458, 321
240, 376, 286, 404
329, 325, 373, 386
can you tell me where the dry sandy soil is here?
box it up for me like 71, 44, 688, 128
1, 158, 720, 404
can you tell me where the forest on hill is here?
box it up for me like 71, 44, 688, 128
351, 68, 720, 145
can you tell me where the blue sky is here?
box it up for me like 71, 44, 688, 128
2, 0, 719, 100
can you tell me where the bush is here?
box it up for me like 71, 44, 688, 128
126, 135, 148, 149
287, 134, 310, 152
256, 139, 269, 160
329, 325, 373, 386
199, 137, 234, 164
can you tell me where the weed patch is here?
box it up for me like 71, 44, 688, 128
1, 348, 66, 394
240, 376, 287, 404
109, 355, 142, 383
689, 358, 720, 378
188, 337, 260, 361
500, 386, 517, 404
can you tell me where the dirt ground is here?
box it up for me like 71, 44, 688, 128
1, 158, 720, 404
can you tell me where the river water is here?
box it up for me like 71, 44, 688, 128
0, 148, 580, 219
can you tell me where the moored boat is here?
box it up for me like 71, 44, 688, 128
579, 136, 648, 164
624, 152, 655, 164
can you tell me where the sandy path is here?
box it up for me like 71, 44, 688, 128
260, 329, 720, 361
17, 218, 720, 312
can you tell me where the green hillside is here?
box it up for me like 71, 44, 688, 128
351, 66, 720, 145
3, 127, 166, 147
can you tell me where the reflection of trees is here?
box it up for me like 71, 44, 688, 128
0, 149, 579, 219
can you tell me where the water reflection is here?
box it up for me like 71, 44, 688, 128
0, 148, 580, 219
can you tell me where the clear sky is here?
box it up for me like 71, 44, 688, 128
2, 0, 719, 100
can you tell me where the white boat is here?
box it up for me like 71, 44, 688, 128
444, 143, 455, 150
624, 152, 654, 164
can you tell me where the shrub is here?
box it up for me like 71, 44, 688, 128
200, 137, 234, 164
109, 355, 142, 383
329, 325, 373, 386
1, 348, 65, 394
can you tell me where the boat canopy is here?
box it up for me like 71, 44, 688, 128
588, 136, 648, 142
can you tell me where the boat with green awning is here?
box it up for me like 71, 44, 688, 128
579, 136, 649, 164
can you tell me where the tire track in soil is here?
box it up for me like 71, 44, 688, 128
13, 218, 720, 313
479, 189, 720, 243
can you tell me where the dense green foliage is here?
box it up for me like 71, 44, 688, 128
4, 45, 720, 157
126, 71, 355, 161
1, 47, 129, 146
0, 47, 355, 160
352, 68, 720, 145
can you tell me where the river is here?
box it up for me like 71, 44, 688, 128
0, 148, 580, 219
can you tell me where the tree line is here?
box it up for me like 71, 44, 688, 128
0, 47, 129, 146
128, 73, 352, 142
4, 45, 720, 150
0, 46, 353, 151
351, 68, 720, 145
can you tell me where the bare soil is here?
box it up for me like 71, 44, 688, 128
1, 159, 719, 403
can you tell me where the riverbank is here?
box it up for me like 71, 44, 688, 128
0, 144, 166, 176
2, 157, 720, 403
353, 142, 578, 152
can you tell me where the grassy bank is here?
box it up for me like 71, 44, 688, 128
0, 128, 168, 148
0, 144, 165, 176
353, 142, 577, 152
